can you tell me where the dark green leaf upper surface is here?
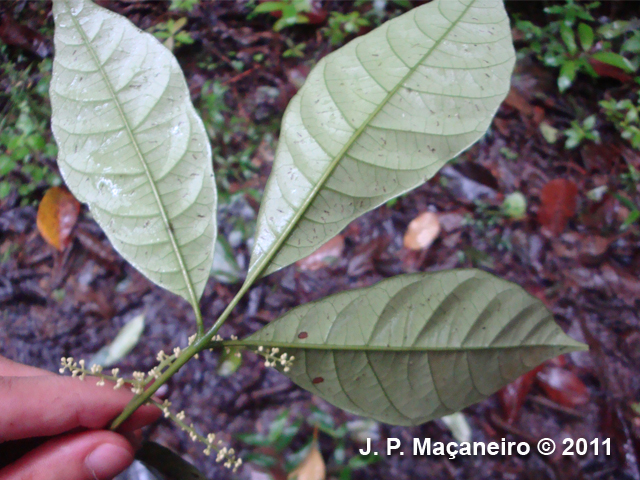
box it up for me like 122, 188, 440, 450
244, 270, 587, 426
249, 0, 515, 278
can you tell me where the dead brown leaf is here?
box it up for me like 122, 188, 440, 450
537, 178, 578, 235
0, 14, 50, 58
536, 367, 590, 408
296, 235, 344, 271
288, 441, 325, 480
347, 237, 387, 276
504, 86, 534, 118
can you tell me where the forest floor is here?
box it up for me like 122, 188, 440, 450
1, 1, 640, 479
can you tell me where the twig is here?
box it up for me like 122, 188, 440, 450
222, 66, 257, 86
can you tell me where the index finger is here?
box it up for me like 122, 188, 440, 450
0, 375, 160, 442
0, 355, 55, 377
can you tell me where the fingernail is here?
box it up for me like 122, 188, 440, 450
85, 444, 133, 480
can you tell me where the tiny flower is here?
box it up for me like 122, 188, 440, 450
131, 385, 143, 394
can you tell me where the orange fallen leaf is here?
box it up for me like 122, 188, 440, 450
37, 186, 80, 251
537, 178, 578, 235
296, 235, 344, 271
403, 211, 441, 251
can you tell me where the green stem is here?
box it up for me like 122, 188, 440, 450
203, 281, 253, 341
109, 281, 254, 430
110, 342, 197, 430
194, 304, 204, 337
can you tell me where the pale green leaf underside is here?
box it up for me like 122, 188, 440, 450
249, 0, 515, 277
244, 270, 587, 426
50, 0, 215, 303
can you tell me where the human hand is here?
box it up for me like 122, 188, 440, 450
0, 355, 160, 480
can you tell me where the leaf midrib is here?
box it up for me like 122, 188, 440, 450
248, 0, 477, 280
223, 340, 587, 353
63, 0, 199, 307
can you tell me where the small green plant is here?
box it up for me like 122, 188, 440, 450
198, 81, 274, 192
502, 191, 528, 219
464, 200, 505, 231
239, 408, 379, 478
0, 55, 60, 202
500, 147, 518, 160
199, 80, 228, 137
324, 11, 370, 45
597, 19, 640, 71
614, 193, 640, 229
250, 0, 315, 31
46, 0, 586, 476
515, 1, 638, 92
149, 17, 194, 51
619, 161, 640, 196
169, 0, 199, 12
564, 114, 600, 149
601, 94, 640, 148
283, 38, 307, 58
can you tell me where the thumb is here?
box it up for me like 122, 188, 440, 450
0, 430, 134, 480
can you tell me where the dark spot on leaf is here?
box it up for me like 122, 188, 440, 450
298, 332, 308, 339
312, 377, 324, 384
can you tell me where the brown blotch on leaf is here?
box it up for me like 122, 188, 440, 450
298, 332, 308, 339
312, 377, 324, 384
